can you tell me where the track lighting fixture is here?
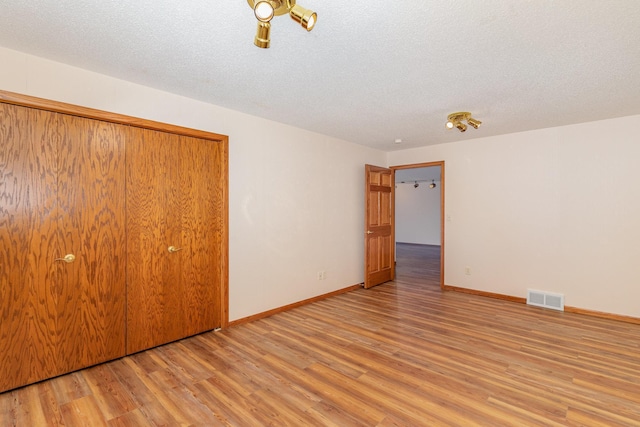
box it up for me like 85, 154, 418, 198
446, 112, 482, 133
399, 179, 438, 189
247, 0, 317, 48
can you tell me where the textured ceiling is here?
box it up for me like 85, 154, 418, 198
1, 1, 639, 151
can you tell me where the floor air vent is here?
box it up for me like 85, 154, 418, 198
527, 289, 564, 311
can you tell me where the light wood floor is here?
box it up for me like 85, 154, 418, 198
2, 244, 640, 426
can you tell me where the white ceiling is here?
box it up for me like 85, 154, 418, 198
1, 1, 639, 152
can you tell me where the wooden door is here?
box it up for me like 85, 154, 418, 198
0, 104, 126, 392
55, 114, 126, 373
126, 128, 223, 354
126, 128, 181, 353
180, 137, 222, 337
364, 164, 395, 288
0, 104, 59, 391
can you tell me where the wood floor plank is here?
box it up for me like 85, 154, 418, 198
2, 243, 640, 425
48, 371, 91, 406
7, 383, 48, 427
60, 395, 108, 427
81, 364, 138, 421
305, 401, 368, 427
106, 408, 154, 427
35, 383, 65, 427
106, 358, 180, 426
191, 376, 259, 425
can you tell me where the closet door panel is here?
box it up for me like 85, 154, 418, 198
208, 138, 226, 329
0, 105, 60, 391
179, 136, 221, 336
56, 114, 126, 372
126, 128, 184, 354
127, 130, 223, 353
163, 132, 187, 344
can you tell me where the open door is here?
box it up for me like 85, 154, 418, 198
364, 164, 395, 288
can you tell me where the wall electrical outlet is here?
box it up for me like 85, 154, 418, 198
465, 267, 471, 275
317, 271, 326, 280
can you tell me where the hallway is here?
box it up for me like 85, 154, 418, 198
395, 242, 441, 287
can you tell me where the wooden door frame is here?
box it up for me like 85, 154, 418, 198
390, 161, 445, 289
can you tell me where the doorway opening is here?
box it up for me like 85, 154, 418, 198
392, 162, 444, 289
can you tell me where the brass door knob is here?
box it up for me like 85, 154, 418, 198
55, 254, 76, 263
168, 246, 183, 253
366, 231, 374, 235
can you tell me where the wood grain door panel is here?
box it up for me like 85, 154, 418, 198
56, 114, 126, 372
126, 127, 182, 353
0, 105, 59, 391
126, 129, 223, 353
1, 105, 127, 392
180, 136, 221, 337
364, 165, 395, 289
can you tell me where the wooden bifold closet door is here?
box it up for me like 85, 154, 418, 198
1, 90, 227, 393
125, 127, 223, 354
0, 103, 126, 392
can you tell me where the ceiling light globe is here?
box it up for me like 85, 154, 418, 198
446, 121, 454, 129
254, 1, 275, 22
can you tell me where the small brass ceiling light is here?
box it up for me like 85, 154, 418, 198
446, 112, 482, 133
252, 0, 274, 48
247, 0, 317, 48
290, 4, 317, 30
254, 21, 272, 48
254, 0, 275, 21
467, 117, 482, 129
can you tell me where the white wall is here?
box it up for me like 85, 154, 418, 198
388, 117, 640, 318
5, 46, 639, 320
395, 181, 441, 245
0, 46, 386, 322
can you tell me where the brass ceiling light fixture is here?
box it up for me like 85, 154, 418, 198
446, 112, 482, 133
247, 0, 317, 48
